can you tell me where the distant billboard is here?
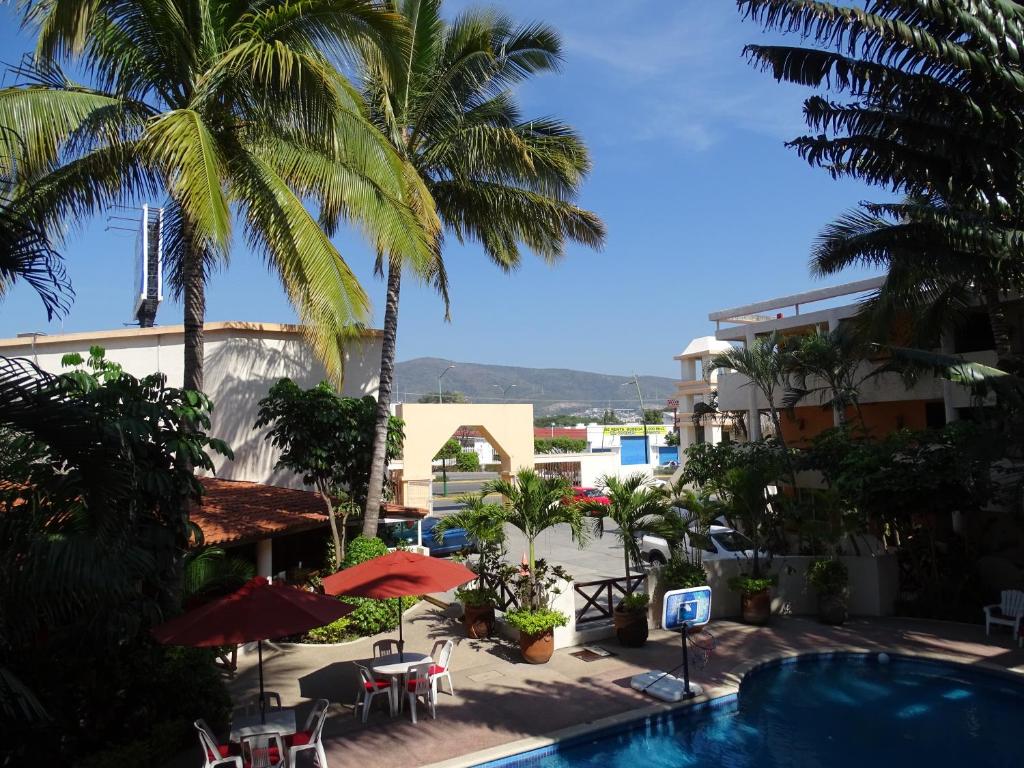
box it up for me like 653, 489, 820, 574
602, 425, 668, 437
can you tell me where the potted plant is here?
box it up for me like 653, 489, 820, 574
728, 574, 776, 624
581, 473, 670, 648
504, 607, 568, 663
487, 469, 587, 663
436, 493, 507, 638
807, 558, 849, 624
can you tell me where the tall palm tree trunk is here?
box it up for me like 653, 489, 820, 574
182, 233, 205, 393
363, 255, 402, 538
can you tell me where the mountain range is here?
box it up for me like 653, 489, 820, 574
392, 357, 678, 416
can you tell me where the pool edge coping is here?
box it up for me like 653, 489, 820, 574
421, 643, 1024, 768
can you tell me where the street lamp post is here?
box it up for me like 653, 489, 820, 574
623, 375, 649, 464
437, 364, 455, 403
493, 383, 517, 401
550, 422, 555, 438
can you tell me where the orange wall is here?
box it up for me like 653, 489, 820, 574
780, 401, 932, 446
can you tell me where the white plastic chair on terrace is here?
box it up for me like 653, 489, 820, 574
195, 719, 241, 768
405, 662, 436, 725
372, 639, 400, 658
428, 639, 455, 698
354, 663, 393, 723
240, 731, 285, 768
984, 589, 1024, 645
287, 698, 329, 768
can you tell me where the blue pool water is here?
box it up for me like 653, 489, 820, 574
479, 655, 1024, 767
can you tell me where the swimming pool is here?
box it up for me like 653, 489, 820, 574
475, 654, 1024, 767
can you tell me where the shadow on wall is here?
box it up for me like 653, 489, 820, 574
204, 333, 379, 488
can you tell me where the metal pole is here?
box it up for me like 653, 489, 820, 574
438, 364, 454, 403
397, 596, 404, 661
633, 375, 649, 464
258, 639, 266, 723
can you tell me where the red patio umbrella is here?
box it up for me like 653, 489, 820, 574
153, 577, 353, 721
322, 551, 475, 659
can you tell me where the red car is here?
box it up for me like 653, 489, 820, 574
568, 486, 610, 515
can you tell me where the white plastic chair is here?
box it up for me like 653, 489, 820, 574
428, 639, 455, 698
195, 719, 241, 768
984, 589, 1024, 645
287, 698, 329, 768
404, 661, 435, 725
240, 731, 285, 768
372, 639, 399, 658
354, 663, 393, 723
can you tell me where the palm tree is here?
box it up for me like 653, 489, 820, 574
783, 326, 873, 427
360, 0, 605, 538
740, 1, 1024, 371
434, 491, 506, 581
708, 331, 790, 449
2, 0, 438, 392
485, 468, 586, 578
581, 473, 667, 582
662, 482, 725, 568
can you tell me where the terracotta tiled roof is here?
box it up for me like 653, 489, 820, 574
191, 478, 430, 547
192, 478, 330, 546
533, 428, 587, 440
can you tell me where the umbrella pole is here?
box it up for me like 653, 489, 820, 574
258, 639, 266, 724
397, 596, 404, 661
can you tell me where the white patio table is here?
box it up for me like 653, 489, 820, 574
229, 708, 296, 742
370, 652, 430, 716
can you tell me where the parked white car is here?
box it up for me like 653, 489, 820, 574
639, 523, 758, 565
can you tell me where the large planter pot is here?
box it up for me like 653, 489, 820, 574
613, 605, 649, 647
740, 588, 772, 625
817, 592, 848, 625
463, 603, 496, 639
519, 629, 554, 664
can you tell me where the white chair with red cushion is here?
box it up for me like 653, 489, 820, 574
428, 639, 454, 698
240, 731, 285, 768
354, 663, 393, 723
286, 698, 329, 767
404, 661, 435, 725
195, 719, 242, 768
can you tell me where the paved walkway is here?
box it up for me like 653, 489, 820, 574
167, 602, 1024, 768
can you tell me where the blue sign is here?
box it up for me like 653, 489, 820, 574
661, 586, 712, 630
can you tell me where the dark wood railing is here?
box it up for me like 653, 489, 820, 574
479, 575, 520, 613
574, 574, 646, 625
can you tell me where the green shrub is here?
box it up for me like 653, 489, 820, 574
305, 617, 353, 644
533, 437, 587, 454
455, 450, 481, 471
343, 535, 388, 567
619, 592, 649, 612
455, 585, 497, 607
505, 608, 568, 635
807, 559, 848, 596
345, 596, 401, 635
728, 574, 777, 595
661, 558, 708, 589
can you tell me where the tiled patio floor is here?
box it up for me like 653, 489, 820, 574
166, 601, 1024, 768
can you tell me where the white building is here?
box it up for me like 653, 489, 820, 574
673, 335, 738, 452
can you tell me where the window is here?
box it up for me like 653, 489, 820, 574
712, 530, 754, 552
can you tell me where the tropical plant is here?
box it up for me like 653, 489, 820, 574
661, 482, 725, 567
361, 0, 605, 538
181, 545, 254, 603
719, 460, 780, 578
455, 450, 481, 471
3, 0, 438, 393
1, 130, 71, 319
807, 559, 848, 597
692, 390, 747, 440
708, 332, 791, 448
435, 491, 506, 588
0, 348, 231, 761
581, 473, 668, 586
534, 437, 588, 454
739, 1, 1024, 372
486, 469, 586, 578
504, 607, 567, 635
661, 556, 707, 590
254, 379, 404, 566
783, 327, 874, 427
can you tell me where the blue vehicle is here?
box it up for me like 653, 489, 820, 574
380, 516, 473, 557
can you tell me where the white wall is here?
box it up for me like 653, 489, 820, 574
0, 324, 381, 488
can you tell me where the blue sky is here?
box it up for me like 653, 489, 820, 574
0, 1, 883, 377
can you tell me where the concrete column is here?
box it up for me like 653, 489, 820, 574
941, 333, 959, 424
828, 314, 842, 426
256, 538, 273, 578
746, 331, 762, 440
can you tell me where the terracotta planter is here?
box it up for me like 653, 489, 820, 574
613, 605, 649, 647
463, 603, 496, 639
519, 629, 554, 664
740, 588, 772, 625
817, 592, 848, 625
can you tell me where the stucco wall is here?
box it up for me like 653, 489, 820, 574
0, 323, 382, 487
